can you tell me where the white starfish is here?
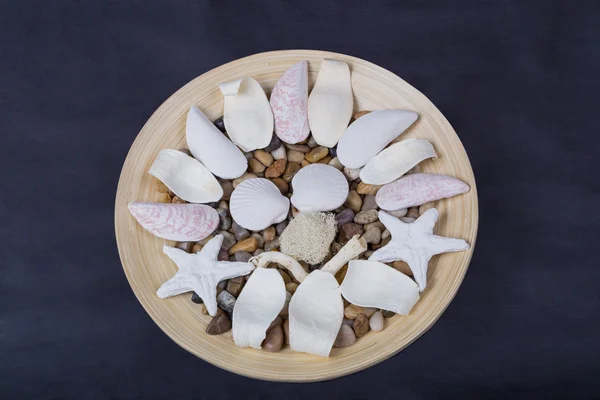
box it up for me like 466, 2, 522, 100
157, 234, 255, 316
369, 209, 469, 291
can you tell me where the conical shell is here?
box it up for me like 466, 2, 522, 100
291, 164, 349, 213
230, 178, 290, 231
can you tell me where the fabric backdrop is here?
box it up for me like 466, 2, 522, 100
1, 1, 599, 398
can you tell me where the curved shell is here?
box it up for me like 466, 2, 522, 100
337, 110, 419, 169
270, 60, 310, 144
376, 173, 470, 211
291, 164, 349, 213
185, 106, 247, 179
360, 139, 437, 185
307, 59, 353, 147
219, 77, 273, 152
148, 149, 223, 203
128, 202, 218, 241
230, 178, 290, 231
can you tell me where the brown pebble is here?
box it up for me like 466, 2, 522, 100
226, 276, 245, 297
392, 260, 413, 277
265, 159, 286, 178
155, 181, 170, 193
254, 149, 274, 167
249, 157, 266, 174
406, 207, 420, 219
357, 182, 382, 195
362, 227, 382, 245
171, 195, 185, 204
286, 144, 311, 153
382, 310, 396, 318
344, 190, 362, 213
263, 226, 276, 242
228, 237, 258, 255
192, 243, 203, 253
305, 146, 328, 163
301, 160, 310, 167
232, 172, 258, 188
353, 110, 371, 120
205, 313, 231, 335
221, 181, 234, 200
333, 324, 356, 348
263, 325, 284, 352
279, 291, 292, 317
153, 191, 172, 203
316, 155, 332, 164
344, 304, 377, 319
285, 282, 298, 294
335, 264, 348, 285
267, 316, 283, 331
339, 223, 364, 243
278, 269, 292, 284
372, 236, 391, 250
282, 161, 301, 182
283, 319, 290, 345
353, 313, 370, 338
270, 177, 289, 194
287, 150, 305, 163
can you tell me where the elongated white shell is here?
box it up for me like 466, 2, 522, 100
219, 77, 273, 152
128, 202, 219, 241
230, 178, 290, 231
289, 270, 344, 357
337, 110, 419, 169
270, 60, 310, 144
185, 106, 247, 179
360, 139, 437, 185
341, 260, 420, 315
291, 164, 349, 212
307, 59, 353, 147
232, 268, 286, 349
148, 149, 223, 203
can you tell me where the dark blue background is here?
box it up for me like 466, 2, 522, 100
1, 1, 599, 398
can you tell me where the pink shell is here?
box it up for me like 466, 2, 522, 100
376, 173, 470, 211
270, 60, 310, 144
128, 202, 218, 241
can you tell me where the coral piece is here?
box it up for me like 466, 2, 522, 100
249, 251, 309, 282
280, 212, 337, 265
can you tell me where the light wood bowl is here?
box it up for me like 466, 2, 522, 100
115, 50, 478, 382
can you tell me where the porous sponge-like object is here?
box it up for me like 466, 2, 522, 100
280, 212, 337, 265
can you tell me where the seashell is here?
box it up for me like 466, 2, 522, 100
185, 106, 247, 179
230, 178, 290, 231
148, 149, 223, 203
376, 173, 470, 211
270, 60, 310, 144
290, 164, 349, 213
360, 139, 437, 185
219, 77, 273, 152
308, 59, 353, 147
337, 110, 419, 169
128, 202, 218, 241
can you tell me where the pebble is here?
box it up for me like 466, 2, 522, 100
354, 209, 378, 224
153, 191, 172, 203
343, 167, 361, 181
279, 269, 292, 284
267, 316, 283, 331
265, 159, 286, 178
336, 208, 355, 228
199, 303, 208, 315
249, 157, 266, 173
372, 236, 391, 250
406, 207, 420, 219
333, 325, 356, 348
234, 250, 252, 263
232, 172, 257, 188
339, 223, 364, 242
344, 190, 362, 213
363, 250, 374, 258
342, 318, 354, 326
218, 231, 236, 251
369, 311, 384, 332
329, 147, 337, 157
251, 232, 265, 249
176, 242, 194, 252
227, 276, 245, 297
307, 135, 318, 148
218, 248, 229, 261
216, 290, 236, 313
353, 313, 370, 338
344, 304, 377, 319
263, 226, 276, 242
217, 208, 231, 230
357, 182, 382, 195
206, 312, 231, 335
392, 260, 413, 277
263, 325, 284, 352
335, 264, 348, 285
213, 116, 226, 132
301, 160, 310, 167
252, 249, 264, 256
286, 143, 311, 153
217, 280, 226, 289
305, 146, 328, 163
265, 238, 280, 252
285, 282, 298, 294
192, 243, 203, 253
197, 235, 214, 246
316, 155, 332, 164
171, 195, 185, 204
282, 162, 301, 182
271, 145, 287, 160
328, 156, 343, 170
221, 181, 234, 200
364, 221, 385, 232
279, 291, 292, 317
275, 221, 288, 236
387, 208, 408, 218
362, 227, 382, 244
253, 149, 274, 167
191, 292, 203, 304
287, 150, 305, 163
361, 195, 378, 211
232, 221, 250, 241
263, 135, 282, 153
283, 319, 290, 344
353, 110, 371, 120
382, 310, 396, 318
270, 177, 289, 194
419, 202, 436, 215
243, 152, 253, 161
228, 237, 258, 255
331, 242, 343, 255
218, 200, 229, 210
381, 229, 391, 240
400, 217, 416, 223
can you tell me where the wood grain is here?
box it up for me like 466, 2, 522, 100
114, 50, 479, 382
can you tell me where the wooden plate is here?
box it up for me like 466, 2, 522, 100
115, 50, 478, 382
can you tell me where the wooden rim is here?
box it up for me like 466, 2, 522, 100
115, 50, 479, 382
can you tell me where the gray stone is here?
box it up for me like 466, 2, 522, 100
333, 324, 356, 348
232, 221, 250, 241
217, 208, 231, 230
361, 195, 378, 211
218, 231, 236, 251
263, 135, 282, 153
252, 248, 264, 257
217, 290, 236, 313
336, 208, 355, 227
218, 248, 229, 261
234, 251, 252, 263
362, 227, 382, 244
275, 221, 288, 236
250, 232, 265, 249
265, 238, 280, 252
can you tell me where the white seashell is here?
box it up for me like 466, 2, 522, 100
308, 59, 353, 147
185, 106, 247, 179
230, 178, 290, 231
291, 164, 349, 213
148, 149, 223, 203
337, 110, 419, 169
219, 77, 273, 152
360, 139, 437, 185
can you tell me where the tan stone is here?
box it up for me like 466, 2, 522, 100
392, 260, 413, 277
353, 313, 369, 338
282, 162, 301, 182
153, 191, 172, 203
357, 182, 382, 195
262, 226, 276, 242
233, 172, 257, 188
265, 159, 286, 178
344, 190, 362, 213
248, 157, 266, 173
254, 149, 274, 166
270, 178, 289, 194
287, 150, 305, 163
228, 237, 258, 255
305, 146, 328, 163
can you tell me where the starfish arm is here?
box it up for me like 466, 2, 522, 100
406, 252, 431, 292
369, 241, 405, 263
413, 208, 439, 234
378, 211, 409, 233
156, 273, 193, 298
428, 235, 470, 256
163, 245, 193, 271
191, 276, 219, 316
215, 261, 255, 281
200, 235, 224, 261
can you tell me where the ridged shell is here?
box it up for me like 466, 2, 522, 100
291, 164, 349, 212
128, 202, 219, 241
230, 178, 290, 231
376, 173, 470, 211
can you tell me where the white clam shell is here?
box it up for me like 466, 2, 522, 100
360, 139, 437, 185
337, 110, 419, 169
291, 164, 349, 213
148, 149, 223, 203
185, 106, 247, 179
230, 178, 290, 231
219, 77, 273, 152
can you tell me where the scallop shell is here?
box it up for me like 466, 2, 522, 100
128, 202, 219, 241
376, 173, 470, 211
291, 164, 349, 213
148, 149, 223, 203
186, 106, 247, 179
230, 178, 290, 231
337, 110, 419, 169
